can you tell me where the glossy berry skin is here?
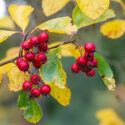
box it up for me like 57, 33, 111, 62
16, 58, 23, 64
38, 43, 48, 52
40, 84, 51, 96
76, 57, 86, 67
71, 64, 80, 73
84, 52, 94, 61
87, 61, 94, 68
23, 81, 32, 92
86, 70, 95, 77
31, 74, 40, 85
30, 36, 39, 47
38, 32, 49, 43
17, 59, 29, 71
84, 43, 95, 53
30, 88, 41, 98
80, 66, 89, 72
21, 41, 31, 51
24, 52, 35, 62
93, 58, 98, 67
36, 53, 47, 64
33, 59, 42, 69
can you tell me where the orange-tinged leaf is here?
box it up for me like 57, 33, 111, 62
76, 0, 110, 19
8, 4, 34, 31
42, 0, 71, 16
100, 19, 125, 39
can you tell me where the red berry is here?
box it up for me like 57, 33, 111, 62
38, 32, 49, 43
21, 41, 31, 51
17, 59, 29, 71
87, 61, 94, 68
24, 52, 35, 62
30, 88, 41, 98
16, 58, 23, 64
30, 36, 39, 47
76, 57, 86, 67
23, 81, 32, 92
71, 64, 80, 73
80, 66, 89, 72
36, 53, 47, 64
84, 52, 94, 61
93, 58, 98, 67
38, 42, 48, 52
33, 59, 42, 69
84, 43, 95, 53
31, 74, 40, 85
86, 70, 95, 77
40, 84, 51, 96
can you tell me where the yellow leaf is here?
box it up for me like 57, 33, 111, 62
6, 47, 20, 57
0, 16, 15, 29
50, 83, 71, 106
76, 0, 110, 19
0, 30, 17, 43
8, 4, 34, 31
100, 19, 125, 39
8, 66, 30, 92
42, 0, 71, 16
36, 16, 78, 35
0, 74, 2, 84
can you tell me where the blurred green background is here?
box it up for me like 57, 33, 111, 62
0, 0, 125, 125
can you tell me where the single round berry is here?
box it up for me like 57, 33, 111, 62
84, 43, 95, 53
38, 32, 49, 43
24, 52, 35, 62
30, 36, 39, 47
86, 70, 95, 77
31, 74, 41, 85
93, 58, 98, 67
21, 41, 31, 51
38, 42, 48, 52
33, 59, 42, 69
84, 52, 94, 61
71, 64, 80, 73
36, 53, 47, 64
80, 66, 89, 72
40, 84, 51, 96
76, 57, 86, 67
30, 88, 41, 98
16, 58, 23, 64
17, 59, 29, 71
23, 81, 32, 92
87, 61, 94, 68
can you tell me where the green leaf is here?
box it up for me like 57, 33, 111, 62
72, 6, 115, 29
40, 48, 67, 88
95, 53, 116, 91
24, 99, 43, 124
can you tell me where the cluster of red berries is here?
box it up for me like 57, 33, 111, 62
16, 32, 51, 97
71, 43, 98, 77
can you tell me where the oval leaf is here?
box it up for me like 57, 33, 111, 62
36, 16, 77, 35
72, 6, 115, 29
76, 0, 110, 19
8, 4, 34, 31
95, 53, 116, 91
42, 0, 71, 16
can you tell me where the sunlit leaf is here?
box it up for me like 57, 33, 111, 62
95, 53, 116, 91
100, 19, 125, 39
42, 0, 71, 16
76, 0, 110, 19
0, 30, 17, 43
8, 4, 34, 31
0, 16, 15, 29
8, 65, 30, 92
36, 16, 78, 35
72, 6, 115, 29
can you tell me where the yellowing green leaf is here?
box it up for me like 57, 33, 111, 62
76, 0, 110, 19
8, 4, 34, 31
72, 6, 115, 29
42, 0, 71, 16
0, 16, 15, 29
50, 83, 71, 106
6, 47, 20, 57
36, 16, 78, 35
8, 66, 30, 92
0, 30, 17, 43
100, 19, 125, 39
